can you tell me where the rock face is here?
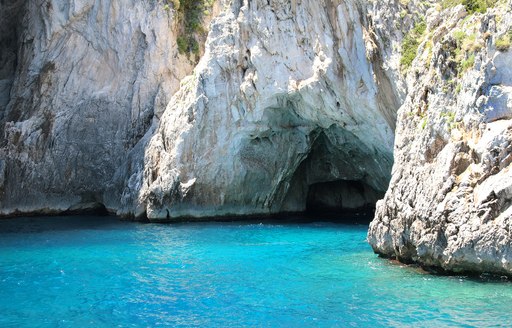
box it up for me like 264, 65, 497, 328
1, 0, 400, 219
369, 2, 512, 275
0, 0, 196, 215
118, 0, 399, 219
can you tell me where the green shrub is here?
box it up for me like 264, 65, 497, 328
177, 36, 188, 54
453, 30, 466, 44
166, 0, 215, 56
400, 20, 427, 70
463, 0, 491, 14
460, 54, 475, 71
440, 0, 494, 14
440, 111, 458, 130
448, 30, 482, 75
412, 20, 427, 35
190, 38, 200, 55
401, 36, 420, 69
421, 117, 428, 130
441, 0, 462, 9
496, 31, 512, 51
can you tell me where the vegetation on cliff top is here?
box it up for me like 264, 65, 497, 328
400, 0, 503, 72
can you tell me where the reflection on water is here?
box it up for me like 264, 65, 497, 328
1, 216, 511, 327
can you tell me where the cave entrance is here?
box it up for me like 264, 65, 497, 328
61, 192, 110, 216
279, 125, 389, 221
305, 180, 381, 220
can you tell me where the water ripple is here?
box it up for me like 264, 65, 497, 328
1, 217, 512, 327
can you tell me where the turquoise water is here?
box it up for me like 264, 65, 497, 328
1, 216, 512, 327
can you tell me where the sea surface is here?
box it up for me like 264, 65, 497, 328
1, 216, 511, 327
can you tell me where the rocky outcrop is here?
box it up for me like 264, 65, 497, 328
117, 0, 400, 219
0, 0, 198, 215
0, 0, 401, 219
369, 1, 512, 276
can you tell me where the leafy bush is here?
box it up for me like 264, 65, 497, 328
190, 38, 200, 55
449, 30, 481, 75
177, 36, 188, 54
421, 117, 428, 130
165, 0, 214, 56
440, 0, 494, 14
401, 36, 420, 69
460, 54, 475, 71
440, 0, 462, 9
463, 0, 491, 14
440, 111, 458, 130
453, 30, 466, 44
400, 20, 427, 70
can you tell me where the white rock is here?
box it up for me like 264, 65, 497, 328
369, 2, 512, 276
122, 0, 400, 220
0, 0, 195, 215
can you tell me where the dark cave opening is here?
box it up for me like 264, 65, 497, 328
306, 179, 381, 213
61, 192, 111, 217
61, 202, 110, 217
277, 125, 390, 222
304, 180, 382, 222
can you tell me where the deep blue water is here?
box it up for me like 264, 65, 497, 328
1, 216, 512, 327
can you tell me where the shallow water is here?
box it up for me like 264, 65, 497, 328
1, 216, 511, 327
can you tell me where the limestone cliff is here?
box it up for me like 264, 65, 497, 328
1, 0, 401, 219
369, 1, 512, 276
119, 0, 400, 220
0, 0, 198, 215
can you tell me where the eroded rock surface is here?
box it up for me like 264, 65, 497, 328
1, 0, 401, 218
369, 1, 512, 276
117, 0, 400, 219
0, 0, 195, 215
